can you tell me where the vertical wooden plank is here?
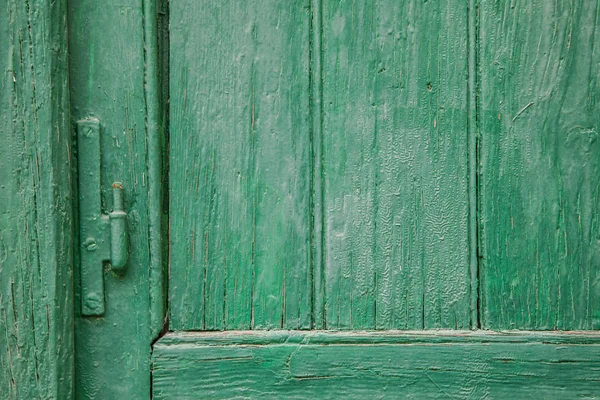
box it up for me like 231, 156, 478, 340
322, 0, 376, 329
322, 0, 470, 329
68, 0, 157, 398
0, 0, 73, 398
480, 0, 600, 329
169, 0, 312, 330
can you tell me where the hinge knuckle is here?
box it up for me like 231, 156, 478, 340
110, 183, 128, 271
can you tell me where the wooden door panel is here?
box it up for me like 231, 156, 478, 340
167, 0, 600, 333
169, 1, 312, 330
156, 0, 600, 398
321, 0, 471, 329
480, 0, 600, 329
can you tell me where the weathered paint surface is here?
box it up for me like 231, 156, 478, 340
68, 0, 163, 398
169, 0, 312, 330
153, 331, 600, 399
169, 0, 472, 331
0, 0, 73, 399
321, 0, 470, 329
479, 0, 600, 329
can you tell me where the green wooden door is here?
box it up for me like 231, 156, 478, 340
153, 0, 600, 398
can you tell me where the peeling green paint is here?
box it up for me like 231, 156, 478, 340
0, 0, 73, 398
1, 0, 599, 398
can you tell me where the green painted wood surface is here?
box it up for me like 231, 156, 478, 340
169, 0, 472, 331
0, 0, 74, 398
479, 0, 600, 329
169, 1, 312, 330
68, 0, 163, 398
321, 0, 470, 329
153, 331, 600, 399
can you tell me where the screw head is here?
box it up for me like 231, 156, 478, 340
83, 237, 98, 252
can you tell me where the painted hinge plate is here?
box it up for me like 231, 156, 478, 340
77, 118, 128, 316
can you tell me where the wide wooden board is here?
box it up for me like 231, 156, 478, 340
153, 331, 600, 399
321, 0, 471, 329
169, 1, 312, 330
0, 1, 73, 398
479, 0, 600, 329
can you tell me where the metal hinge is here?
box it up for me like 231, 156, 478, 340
77, 118, 129, 316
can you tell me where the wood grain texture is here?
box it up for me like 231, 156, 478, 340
153, 331, 600, 399
479, 0, 600, 329
0, 0, 73, 398
68, 0, 158, 398
321, 0, 471, 329
169, 1, 312, 330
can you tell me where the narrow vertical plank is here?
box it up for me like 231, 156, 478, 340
480, 0, 600, 329
322, 0, 470, 329
322, 0, 377, 329
169, 1, 312, 330
0, 0, 73, 398
68, 0, 156, 398
144, 0, 166, 341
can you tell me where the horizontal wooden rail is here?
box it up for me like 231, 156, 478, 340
153, 331, 600, 399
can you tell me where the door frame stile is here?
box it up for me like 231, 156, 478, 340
142, 0, 167, 342
1, 0, 74, 398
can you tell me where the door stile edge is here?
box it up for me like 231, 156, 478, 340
142, 0, 167, 342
